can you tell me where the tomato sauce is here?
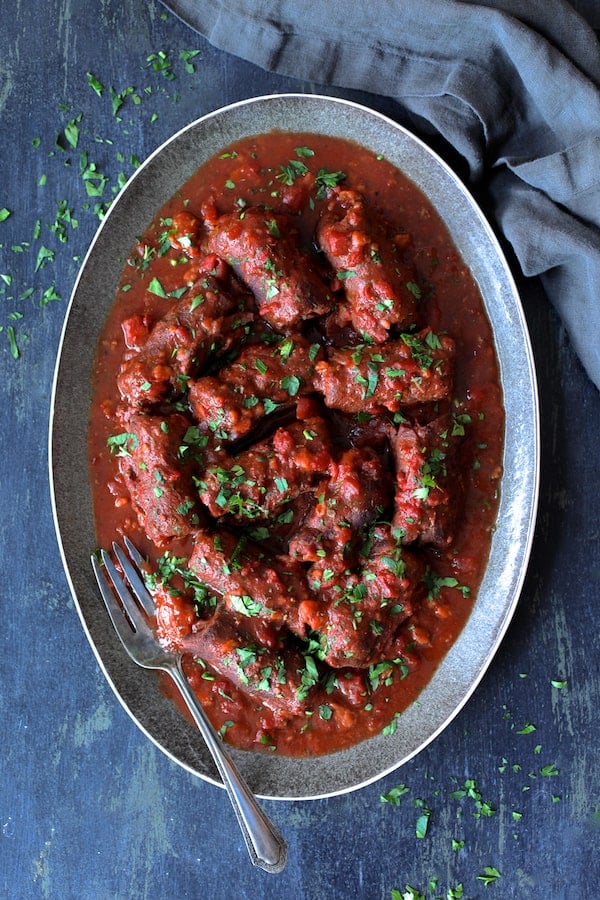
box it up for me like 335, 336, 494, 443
89, 131, 504, 757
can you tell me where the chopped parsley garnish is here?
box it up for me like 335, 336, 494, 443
297, 653, 320, 701
145, 551, 217, 613
106, 431, 137, 456
218, 720, 234, 739
264, 217, 280, 237
315, 167, 346, 197
276, 159, 309, 185
263, 398, 282, 415
230, 593, 274, 618
405, 280, 422, 300
382, 711, 401, 735
400, 332, 434, 369
424, 568, 470, 600
147, 276, 167, 297
278, 338, 294, 360
280, 374, 301, 396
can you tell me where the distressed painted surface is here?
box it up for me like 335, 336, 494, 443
1, 2, 599, 898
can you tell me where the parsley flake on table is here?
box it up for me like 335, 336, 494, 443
391, 888, 425, 900
414, 807, 431, 839
476, 866, 502, 887
380, 784, 410, 805
516, 722, 537, 734
86, 71, 104, 96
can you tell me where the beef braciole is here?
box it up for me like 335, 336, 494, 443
89, 131, 504, 757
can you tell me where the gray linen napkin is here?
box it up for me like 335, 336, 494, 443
164, 0, 600, 390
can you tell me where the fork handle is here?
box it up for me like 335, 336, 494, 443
170, 657, 288, 873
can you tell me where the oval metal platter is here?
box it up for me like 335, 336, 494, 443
50, 94, 539, 800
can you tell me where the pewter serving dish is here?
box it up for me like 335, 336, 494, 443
50, 94, 539, 800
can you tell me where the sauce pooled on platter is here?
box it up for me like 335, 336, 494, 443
89, 131, 504, 757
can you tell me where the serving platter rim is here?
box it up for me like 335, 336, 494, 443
49, 92, 540, 801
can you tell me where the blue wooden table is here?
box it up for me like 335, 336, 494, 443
1, 2, 598, 897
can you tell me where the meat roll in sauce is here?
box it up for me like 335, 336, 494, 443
316, 187, 420, 342
205, 206, 333, 330
117, 264, 254, 408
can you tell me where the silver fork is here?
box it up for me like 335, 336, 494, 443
91, 537, 288, 874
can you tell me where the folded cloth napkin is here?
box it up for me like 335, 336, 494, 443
164, 0, 600, 390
